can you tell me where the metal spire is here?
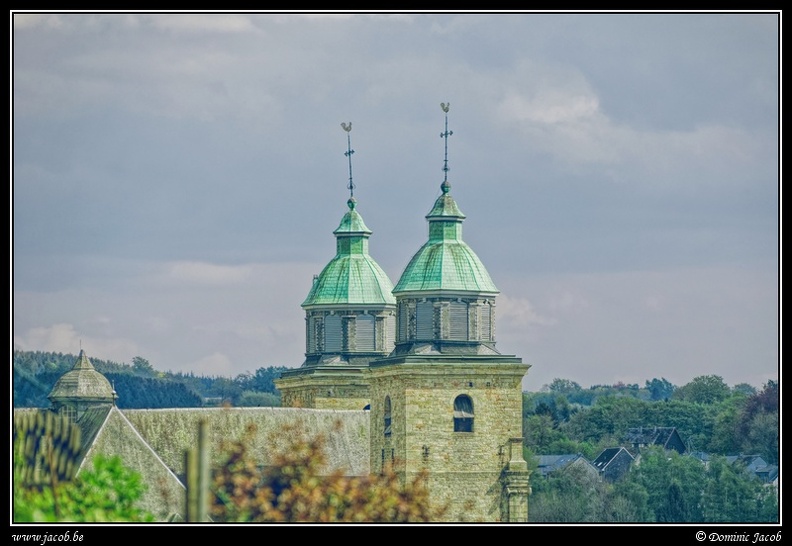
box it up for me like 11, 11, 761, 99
440, 102, 453, 189
341, 122, 355, 199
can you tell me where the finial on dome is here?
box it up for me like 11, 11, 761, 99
341, 122, 355, 199
347, 196, 357, 210
440, 102, 453, 188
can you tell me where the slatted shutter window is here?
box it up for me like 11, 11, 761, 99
481, 302, 492, 341
357, 314, 375, 352
313, 316, 324, 353
398, 302, 409, 342
324, 314, 342, 352
385, 314, 395, 351
416, 301, 434, 340
448, 301, 468, 340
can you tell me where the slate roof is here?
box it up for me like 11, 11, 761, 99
592, 447, 632, 471
624, 426, 683, 451
535, 454, 588, 477
47, 350, 117, 405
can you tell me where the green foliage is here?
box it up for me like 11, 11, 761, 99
673, 375, 731, 405
629, 447, 707, 522
645, 377, 675, 401
13, 408, 153, 522
544, 378, 582, 393
210, 421, 446, 522
529, 463, 647, 522
236, 391, 281, 407
736, 380, 779, 464
14, 452, 154, 522
700, 457, 779, 522
131, 356, 156, 376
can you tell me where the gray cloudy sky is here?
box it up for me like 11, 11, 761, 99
12, 12, 779, 390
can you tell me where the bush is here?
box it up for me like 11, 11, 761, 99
210, 421, 446, 522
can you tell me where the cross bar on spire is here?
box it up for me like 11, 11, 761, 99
440, 103, 453, 184
341, 122, 355, 198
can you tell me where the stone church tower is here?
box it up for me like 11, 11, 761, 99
276, 126, 396, 409
367, 106, 531, 522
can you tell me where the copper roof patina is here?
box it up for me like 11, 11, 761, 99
302, 198, 396, 307
47, 350, 117, 405
393, 182, 498, 294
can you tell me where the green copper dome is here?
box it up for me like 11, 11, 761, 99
302, 198, 396, 307
394, 183, 498, 294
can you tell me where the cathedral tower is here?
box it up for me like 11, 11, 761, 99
277, 124, 396, 409
368, 105, 531, 522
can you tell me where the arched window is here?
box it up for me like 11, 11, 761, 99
384, 396, 392, 438
453, 395, 474, 432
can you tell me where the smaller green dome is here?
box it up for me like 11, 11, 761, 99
48, 350, 117, 405
394, 185, 498, 294
303, 200, 396, 307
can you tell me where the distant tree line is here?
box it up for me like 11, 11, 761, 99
523, 375, 777, 464
13, 351, 287, 409
524, 375, 779, 522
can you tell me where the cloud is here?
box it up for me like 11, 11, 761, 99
162, 261, 254, 285
13, 323, 140, 364
146, 14, 257, 34
189, 352, 234, 376
498, 294, 556, 329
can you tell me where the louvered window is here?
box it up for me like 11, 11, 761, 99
416, 301, 434, 340
448, 301, 468, 340
324, 314, 342, 352
480, 303, 492, 341
356, 314, 375, 352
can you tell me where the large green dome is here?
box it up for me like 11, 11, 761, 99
302, 198, 396, 307
393, 183, 498, 295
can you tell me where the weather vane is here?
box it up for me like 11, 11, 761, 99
341, 122, 355, 199
440, 103, 453, 184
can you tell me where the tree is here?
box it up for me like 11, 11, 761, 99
645, 377, 676, 401
544, 378, 582, 393
673, 375, 731, 405
210, 421, 446, 522
628, 447, 706, 522
736, 380, 779, 463
131, 356, 156, 377
700, 457, 779, 522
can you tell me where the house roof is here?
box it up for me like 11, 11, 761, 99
592, 447, 633, 470
535, 454, 587, 476
624, 426, 680, 449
